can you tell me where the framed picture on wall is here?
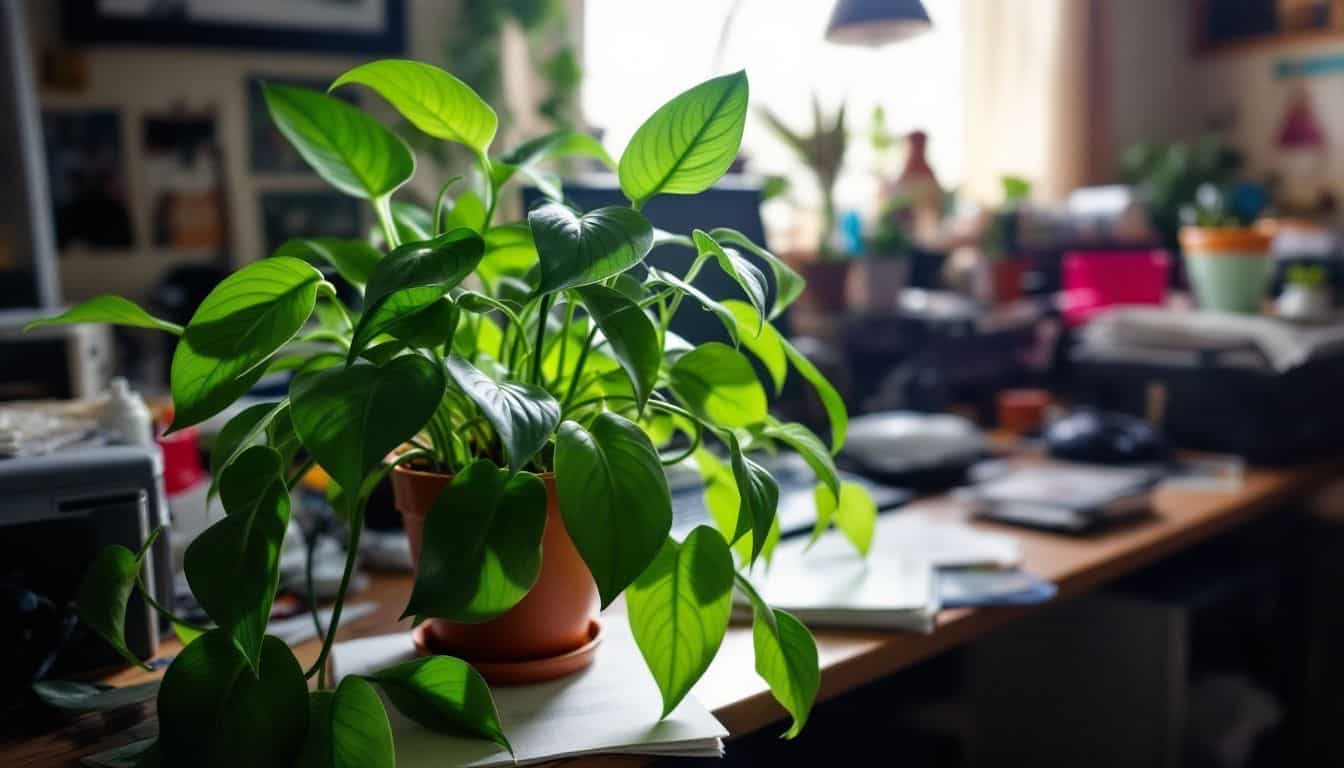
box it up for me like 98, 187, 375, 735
248, 75, 357, 175
63, 0, 406, 54
143, 111, 229, 257
41, 109, 134, 252
260, 191, 364, 256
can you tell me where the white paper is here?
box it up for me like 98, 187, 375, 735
331, 620, 726, 767
869, 511, 1021, 568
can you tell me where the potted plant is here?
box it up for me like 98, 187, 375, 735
760, 96, 850, 313
978, 175, 1033, 305
29, 59, 865, 764
1178, 184, 1273, 314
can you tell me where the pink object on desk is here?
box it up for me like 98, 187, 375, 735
1062, 250, 1170, 327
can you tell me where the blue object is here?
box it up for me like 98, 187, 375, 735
840, 209, 864, 256
826, 0, 932, 45
938, 569, 1057, 608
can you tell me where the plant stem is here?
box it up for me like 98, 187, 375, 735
562, 326, 599, 408
304, 525, 324, 643
316, 282, 354, 331
287, 458, 316, 490
531, 294, 553, 385
374, 195, 400, 251
135, 573, 207, 636
478, 153, 497, 229
307, 504, 363, 687
554, 298, 576, 388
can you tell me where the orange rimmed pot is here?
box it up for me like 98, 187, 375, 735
390, 464, 599, 674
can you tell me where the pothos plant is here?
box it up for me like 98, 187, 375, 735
31, 58, 875, 766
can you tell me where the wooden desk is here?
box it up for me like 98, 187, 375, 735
4, 462, 1336, 766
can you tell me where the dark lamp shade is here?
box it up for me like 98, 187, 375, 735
825, 0, 932, 46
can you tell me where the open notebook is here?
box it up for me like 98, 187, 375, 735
331, 620, 726, 767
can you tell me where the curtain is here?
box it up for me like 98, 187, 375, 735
961, 0, 1110, 204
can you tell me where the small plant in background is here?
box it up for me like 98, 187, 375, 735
30, 58, 870, 765
760, 95, 849, 259
1121, 136, 1245, 247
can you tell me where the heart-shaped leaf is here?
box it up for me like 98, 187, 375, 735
761, 421, 839, 500
695, 449, 782, 566
370, 656, 510, 752
290, 355, 446, 492
262, 83, 413, 200
76, 532, 160, 671
626, 527, 734, 718
811, 481, 877, 556
736, 579, 819, 739
618, 71, 749, 208
350, 229, 484, 361
575, 284, 659, 409
644, 267, 739, 345
169, 257, 322, 431
403, 460, 547, 623
722, 300, 786, 393
554, 413, 672, 607
157, 631, 309, 767
332, 59, 497, 156
209, 401, 287, 489
728, 435, 780, 564
443, 356, 560, 474
184, 446, 290, 672
710, 227, 804, 319
782, 338, 847, 452
274, 238, 382, 288
299, 678, 395, 768
693, 230, 767, 328
667, 342, 768, 428
24, 295, 182, 335
530, 203, 654, 295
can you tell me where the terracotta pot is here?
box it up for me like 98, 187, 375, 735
797, 259, 852, 314
988, 257, 1029, 305
391, 465, 598, 663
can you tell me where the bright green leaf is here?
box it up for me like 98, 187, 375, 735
554, 413, 672, 607
529, 203, 654, 295
331, 677, 395, 768
262, 83, 413, 200
667, 342, 768, 428
391, 200, 434, 242
290, 355, 446, 492
645, 267, 739, 345
782, 339, 847, 453
371, 656, 511, 752
442, 191, 487, 234
722, 300, 786, 393
619, 71, 749, 207
693, 230, 767, 327
710, 228, 804, 319
752, 607, 819, 738
24, 295, 182, 335
728, 435, 780, 564
275, 238, 382, 288
332, 59, 497, 156
158, 631, 308, 767
627, 527, 734, 718
443, 356, 560, 474
575, 284, 659, 409
811, 481, 877, 556
761, 421, 839, 500
480, 224, 538, 282
403, 460, 547, 623
493, 130, 615, 198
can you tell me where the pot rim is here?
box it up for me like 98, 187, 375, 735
391, 461, 556, 482
1179, 225, 1272, 254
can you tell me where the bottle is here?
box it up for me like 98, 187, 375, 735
100, 377, 156, 446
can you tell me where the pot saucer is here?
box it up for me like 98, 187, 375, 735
412, 618, 603, 686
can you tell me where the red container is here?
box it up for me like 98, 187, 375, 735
1062, 250, 1170, 327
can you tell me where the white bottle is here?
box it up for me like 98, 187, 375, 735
100, 377, 156, 446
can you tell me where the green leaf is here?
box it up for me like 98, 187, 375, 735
627, 528, 734, 718
209, 401, 286, 484
575, 284, 659, 409
172, 621, 204, 647
761, 421, 839, 500
728, 436, 780, 564
618, 71, 749, 207
351, 229, 484, 361
554, 413, 672, 607
32, 680, 159, 713
667, 342, 768, 428
782, 339, 848, 452
169, 257, 323, 431
403, 460, 547, 623
371, 656, 510, 752
811, 481, 877, 556
751, 606, 819, 738
530, 203, 654, 295
443, 356, 560, 474
306, 677, 395, 768
290, 355, 446, 492
184, 446, 290, 673
645, 267, 739, 345
442, 191, 487, 234
722, 300, 786, 394
262, 83, 413, 199
384, 297, 459, 350
274, 239, 382, 288
24, 295, 182, 335
391, 200, 434, 242
157, 631, 309, 767
332, 59, 497, 156
693, 230, 767, 327
480, 224, 539, 282
710, 228, 804, 319
77, 538, 156, 671
493, 130, 615, 198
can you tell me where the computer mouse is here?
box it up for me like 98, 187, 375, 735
1044, 410, 1170, 465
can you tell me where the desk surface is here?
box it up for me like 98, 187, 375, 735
4, 461, 1335, 767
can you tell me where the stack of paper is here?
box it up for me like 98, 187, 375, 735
330, 621, 726, 767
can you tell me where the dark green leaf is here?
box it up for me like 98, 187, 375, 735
332, 60, 497, 156
782, 339, 847, 452
645, 267, 739, 345
761, 421, 839, 499
575, 285, 659, 409
290, 355, 446, 492
24, 295, 181, 335
385, 297, 459, 349
262, 83, 413, 199
77, 539, 155, 671
554, 413, 672, 607
32, 680, 159, 713
530, 203, 654, 295
319, 677, 395, 768
169, 257, 322, 431
184, 446, 290, 672
710, 228, 804, 319
728, 435, 780, 564
157, 631, 309, 767
722, 300, 786, 393
372, 656, 510, 751
299, 692, 334, 768
737, 583, 818, 739
209, 401, 286, 485
626, 528, 734, 718
403, 460, 547, 623
618, 71, 749, 207
667, 342, 768, 428
811, 481, 876, 556
693, 230, 767, 327
443, 356, 560, 474
274, 238, 382, 287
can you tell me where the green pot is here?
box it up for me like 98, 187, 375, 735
1179, 226, 1273, 314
